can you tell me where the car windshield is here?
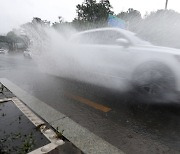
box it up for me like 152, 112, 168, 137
1, 1, 180, 154
130, 34, 152, 45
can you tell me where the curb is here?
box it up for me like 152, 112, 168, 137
0, 78, 124, 154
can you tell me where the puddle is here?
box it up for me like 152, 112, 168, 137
0, 101, 50, 153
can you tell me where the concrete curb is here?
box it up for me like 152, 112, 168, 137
0, 78, 124, 154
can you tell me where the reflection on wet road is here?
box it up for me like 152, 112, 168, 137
0, 54, 180, 154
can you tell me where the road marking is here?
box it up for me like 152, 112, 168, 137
66, 93, 112, 112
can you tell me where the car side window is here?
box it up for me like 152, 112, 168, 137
74, 32, 103, 44
78, 30, 128, 46
100, 30, 125, 45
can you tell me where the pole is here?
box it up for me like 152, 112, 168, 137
165, 0, 168, 9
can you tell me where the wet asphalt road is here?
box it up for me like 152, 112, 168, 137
0, 54, 180, 154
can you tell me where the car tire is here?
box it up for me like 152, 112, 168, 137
132, 61, 176, 102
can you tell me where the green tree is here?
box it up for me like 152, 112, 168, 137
32, 17, 50, 27
6, 31, 19, 51
0, 35, 11, 50
74, 0, 113, 29
6, 31, 29, 51
117, 8, 142, 31
138, 9, 180, 48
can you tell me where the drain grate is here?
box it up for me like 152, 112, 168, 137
0, 83, 65, 154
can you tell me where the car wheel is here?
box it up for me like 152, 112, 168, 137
132, 61, 176, 102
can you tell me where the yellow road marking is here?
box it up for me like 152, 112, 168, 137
66, 93, 112, 113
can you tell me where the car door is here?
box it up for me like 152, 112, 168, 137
72, 29, 135, 80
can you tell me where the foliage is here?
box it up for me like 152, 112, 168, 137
117, 8, 142, 32
137, 9, 180, 48
117, 8, 142, 22
3, 2, 180, 49
0, 35, 10, 43
32, 17, 50, 27
74, 0, 113, 29
6, 31, 21, 43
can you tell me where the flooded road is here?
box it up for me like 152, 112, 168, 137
0, 54, 180, 154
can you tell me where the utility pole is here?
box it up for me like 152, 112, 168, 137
165, 0, 168, 9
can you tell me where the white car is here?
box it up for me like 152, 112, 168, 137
0, 48, 8, 54
43, 28, 180, 101
23, 49, 32, 59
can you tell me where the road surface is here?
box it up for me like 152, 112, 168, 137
0, 54, 180, 154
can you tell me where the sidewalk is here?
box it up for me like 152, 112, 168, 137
0, 78, 124, 154
0, 82, 82, 153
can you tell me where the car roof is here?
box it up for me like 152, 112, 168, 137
70, 27, 151, 46
73, 27, 135, 37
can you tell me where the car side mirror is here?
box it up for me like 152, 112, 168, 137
116, 38, 130, 48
